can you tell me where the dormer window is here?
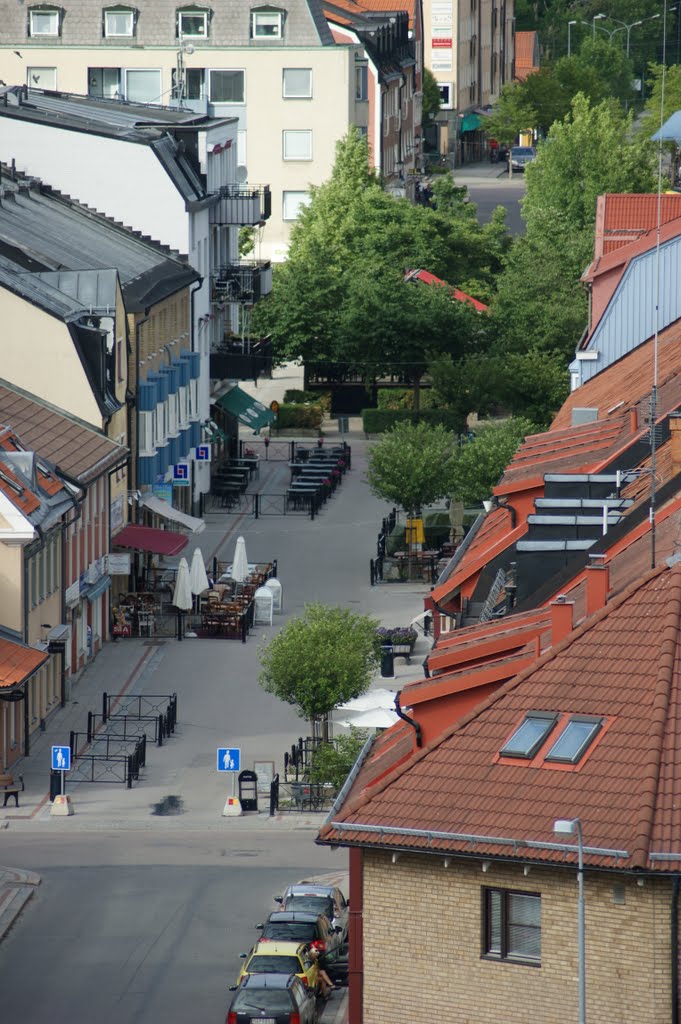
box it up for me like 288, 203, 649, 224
500, 712, 557, 759
177, 7, 209, 38
545, 716, 602, 764
251, 7, 284, 39
104, 7, 136, 37
28, 6, 61, 36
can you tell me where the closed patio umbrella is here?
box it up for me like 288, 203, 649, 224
172, 556, 192, 642
189, 548, 209, 596
231, 535, 249, 583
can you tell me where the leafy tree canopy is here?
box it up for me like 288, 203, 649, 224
259, 604, 380, 728
422, 67, 441, 122
309, 728, 370, 790
450, 418, 536, 506
642, 63, 681, 135
252, 129, 508, 372
367, 420, 459, 516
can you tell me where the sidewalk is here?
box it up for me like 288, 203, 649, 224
0, 864, 41, 941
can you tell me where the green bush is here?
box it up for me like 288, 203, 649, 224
309, 728, 370, 790
362, 408, 463, 434
376, 388, 436, 411
284, 389, 332, 413
275, 402, 324, 429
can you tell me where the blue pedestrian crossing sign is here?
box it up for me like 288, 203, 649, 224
51, 745, 71, 771
217, 747, 241, 772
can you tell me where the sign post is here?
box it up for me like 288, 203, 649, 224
217, 746, 242, 816
50, 744, 74, 816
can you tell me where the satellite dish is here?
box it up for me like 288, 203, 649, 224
236, 165, 248, 184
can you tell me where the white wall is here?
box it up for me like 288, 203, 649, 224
0, 118, 190, 252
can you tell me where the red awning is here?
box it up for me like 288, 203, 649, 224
113, 524, 188, 556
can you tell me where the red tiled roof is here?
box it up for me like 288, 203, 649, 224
0, 460, 39, 516
321, 562, 681, 871
552, 326, 681, 431
584, 212, 681, 285
113, 524, 188, 556
499, 415, 629, 489
427, 608, 550, 675
514, 31, 539, 81
0, 638, 48, 689
594, 193, 681, 260
325, 0, 417, 30
405, 269, 489, 312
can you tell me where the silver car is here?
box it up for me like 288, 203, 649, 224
510, 146, 537, 172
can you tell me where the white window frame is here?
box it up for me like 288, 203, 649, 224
189, 379, 199, 420
139, 411, 155, 456
177, 9, 208, 38
27, 66, 57, 89
208, 68, 245, 104
89, 67, 121, 99
283, 67, 312, 99
155, 403, 165, 448
104, 8, 134, 37
282, 130, 312, 161
282, 191, 311, 221
252, 9, 283, 38
178, 386, 189, 430
355, 65, 368, 101
29, 8, 60, 35
124, 68, 162, 104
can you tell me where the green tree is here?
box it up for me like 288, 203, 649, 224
450, 418, 535, 506
309, 728, 370, 790
492, 94, 657, 357
642, 63, 681, 133
485, 81, 537, 145
367, 420, 458, 516
252, 128, 507, 369
259, 604, 380, 734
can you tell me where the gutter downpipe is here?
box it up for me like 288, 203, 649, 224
673, 875, 680, 1024
394, 692, 422, 747
189, 277, 203, 517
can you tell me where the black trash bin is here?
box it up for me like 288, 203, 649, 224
380, 644, 394, 678
49, 769, 62, 802
238, 769, 258, 813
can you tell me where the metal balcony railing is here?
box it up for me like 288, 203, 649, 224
211, 261, 272, 303
210, 185, 272, 226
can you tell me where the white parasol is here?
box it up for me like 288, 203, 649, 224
337, 688, 397, 713
172, 557, 193, 611
335, 707, 399, 729
189, 548, 210, 596
231, 535, 249, 583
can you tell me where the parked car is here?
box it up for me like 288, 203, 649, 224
257, 910, 343, 959
237, 941, 319, 993
509, 146, 537, 172
226, 973, 317, 1024
275, 884, 349, 942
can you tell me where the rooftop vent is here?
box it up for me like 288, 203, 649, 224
571, 407, 599, 426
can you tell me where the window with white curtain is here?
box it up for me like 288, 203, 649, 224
283, 68, 312, 98
124, 69, 162, 103
282, 191, 311, 221
282, 130, 312, 161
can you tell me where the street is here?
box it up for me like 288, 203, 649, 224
451, 160, 527, 235
0, 423, 428, 1022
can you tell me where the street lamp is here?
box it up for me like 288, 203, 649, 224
592, 12, 606, 39
554, 817, 585, 1024
606, 13, 660, 58
568, 20, 577, 57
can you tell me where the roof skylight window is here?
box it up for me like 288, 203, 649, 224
500, 712, 557, 759
545, 716, 602, 764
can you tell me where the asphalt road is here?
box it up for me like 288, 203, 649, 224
0, 830, 344, 1024
467, 182, 526, 235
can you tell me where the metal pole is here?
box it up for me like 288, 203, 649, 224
577, 820, 586, 1024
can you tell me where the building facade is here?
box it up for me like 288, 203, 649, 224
0, 0, 366, 262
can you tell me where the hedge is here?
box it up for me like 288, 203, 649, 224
362, 408, 463, 434
284, 389, 332, 413
275, 402, 324, 429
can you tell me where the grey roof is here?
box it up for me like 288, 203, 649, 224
34, 269, 118, 311
0, 88, 219, 206
0, 0, 335, 46
0, 171, 199, 310
0, 256, 87, 321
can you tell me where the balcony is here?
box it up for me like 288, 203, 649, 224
210, 337, 273, 382
211, 261, 272, 303
210, 185, 272, 226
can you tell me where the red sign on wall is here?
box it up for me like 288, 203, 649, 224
432, 37, 453, 47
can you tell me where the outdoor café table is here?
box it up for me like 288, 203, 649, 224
287, 487, 319, 510
227, 458, 259, 479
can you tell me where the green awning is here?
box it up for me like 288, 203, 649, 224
460, 113, 482, 133
214, 385, 275, 434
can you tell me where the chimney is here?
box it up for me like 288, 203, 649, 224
586, 554, 610, 615
550, 595, 574, 646
670, 413, 681, 474
629, 407, 638, 433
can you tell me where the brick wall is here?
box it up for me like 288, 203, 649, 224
363, 850, 673, 1024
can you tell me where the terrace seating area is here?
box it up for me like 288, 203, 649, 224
286, 444, 350, 512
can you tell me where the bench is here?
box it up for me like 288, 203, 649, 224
0, 773, 24, 808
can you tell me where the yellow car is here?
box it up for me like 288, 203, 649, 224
237, 941, 319, 993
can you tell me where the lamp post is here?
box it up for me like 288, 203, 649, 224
592, 12, 606, 39
605, 13, 660, 58
554, 817, 585, 1024
568, 20, 577, 57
